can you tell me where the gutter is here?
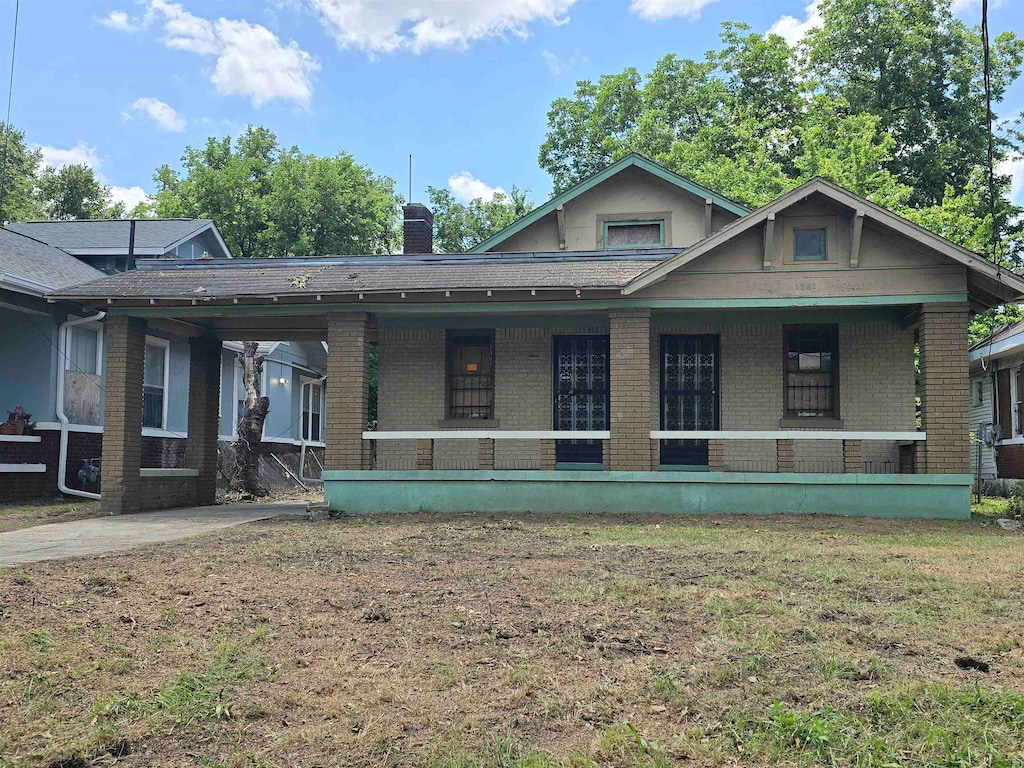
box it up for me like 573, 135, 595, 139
56, 311, 105, 500
0, 272, 56, 297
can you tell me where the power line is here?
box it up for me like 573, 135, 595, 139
0, 0, 21, 220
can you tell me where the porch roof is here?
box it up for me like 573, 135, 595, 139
50, 248, 672, 303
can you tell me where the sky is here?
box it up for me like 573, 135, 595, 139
2, 0, 1023, 214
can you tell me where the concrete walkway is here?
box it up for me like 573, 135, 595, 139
0, 502, 302, 565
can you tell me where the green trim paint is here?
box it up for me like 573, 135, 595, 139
108, 294, 969, 320
471, 154, 750, 253
322, 470, 971, 520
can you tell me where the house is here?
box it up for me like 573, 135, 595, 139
51, 154, 1024, 519
968, 321, 1024, 482
0, 220, 326, 502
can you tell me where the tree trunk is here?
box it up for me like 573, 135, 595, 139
231, 342, 270, 497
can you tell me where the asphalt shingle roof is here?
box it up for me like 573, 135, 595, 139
53, 256, 664, 301
6, 219, 213, 251
0, 227, 106, 291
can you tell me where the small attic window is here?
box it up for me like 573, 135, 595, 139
604, 220, 664, 249
793, 228, 828, 261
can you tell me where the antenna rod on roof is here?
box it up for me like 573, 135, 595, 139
408, 154, 413, 203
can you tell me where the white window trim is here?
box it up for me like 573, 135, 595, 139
60, 319, 105, 429
144, 336, 170, 431
1014, 366, 1023, 436
300, 375, 325, 445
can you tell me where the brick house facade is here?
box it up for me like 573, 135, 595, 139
52, 156, 1024, 520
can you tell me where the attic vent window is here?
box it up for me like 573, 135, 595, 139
793, 228, 828, 261
604, 220, 664, 249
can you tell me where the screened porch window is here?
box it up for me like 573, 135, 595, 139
447, 331, 494, 419
604, 220, 664, 248
784, 325, 838, 419
143, 340, 168, 429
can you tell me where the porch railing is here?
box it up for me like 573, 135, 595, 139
359, 430, 924, 473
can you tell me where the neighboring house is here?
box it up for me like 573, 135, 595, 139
0, 220, 325, 502
53, 154, 1024, 520
968, 322, 1024, 481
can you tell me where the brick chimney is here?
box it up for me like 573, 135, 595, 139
402, 203, 434, 254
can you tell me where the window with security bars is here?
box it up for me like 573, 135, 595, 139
447, 332, 494, 419
660, 335, 718, 465
554, 335, 609, 463
784, 325, 838, 418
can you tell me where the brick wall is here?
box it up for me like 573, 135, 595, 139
187, 336, 222, 505
325, 313, 371, 471
137, 476, 197, 511
918, 302, 970, 473
610, 308, 652, 470
100, 316, 147, 514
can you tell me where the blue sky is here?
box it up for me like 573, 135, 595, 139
2, 0, 1022, 213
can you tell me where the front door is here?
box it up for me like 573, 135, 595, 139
660, 335, 719, 466
553, 335, 609, 464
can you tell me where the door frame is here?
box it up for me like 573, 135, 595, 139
659, 333, 720, 467
552, 334, 610, 465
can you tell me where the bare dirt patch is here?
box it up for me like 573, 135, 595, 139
0, 512, 1021, 767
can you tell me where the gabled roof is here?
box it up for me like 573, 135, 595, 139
5, 218, 232, 258
470, 153, 750, 253
623, 176, 1024, 306
0, 226, 106, 294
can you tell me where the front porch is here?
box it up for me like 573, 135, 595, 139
82, 300, 973, 520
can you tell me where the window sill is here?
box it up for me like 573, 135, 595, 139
437, 419, 500, 428
778, 418, 845, 430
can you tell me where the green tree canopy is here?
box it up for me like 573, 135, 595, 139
153, 126, 400, 258
0, 124, 42, 223
428, 186, 532, 253
36, 163, 124, 220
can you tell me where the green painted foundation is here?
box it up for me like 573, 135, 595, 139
322, 471, 971, 520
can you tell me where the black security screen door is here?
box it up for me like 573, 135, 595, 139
660, 335, 719, 465
553, 335, 609, 464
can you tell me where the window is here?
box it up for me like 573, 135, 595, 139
793, 228, 828, 261
69, 326, 99, 375
604, 220, 665, 248
64, 323, 103, 426
302, 380, 323, 442
1015, 369, 1023, 436
972, 377, 985, 407
784, 325, 838, 419
143, 338, 169, 429
447, 331, 494, 419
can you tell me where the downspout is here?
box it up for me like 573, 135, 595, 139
56, 311, 105, 499
299, 375, 327, 484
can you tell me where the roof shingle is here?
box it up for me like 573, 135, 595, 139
0, 227, 106, 291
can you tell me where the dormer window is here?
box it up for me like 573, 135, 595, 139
604, 220, 665, 249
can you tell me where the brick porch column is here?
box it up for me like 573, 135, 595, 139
186, 336, 222, 505
609, 308, 652, 471
325, 313, 371, 471
100, 315, 147, 515
918, 302, 970, 474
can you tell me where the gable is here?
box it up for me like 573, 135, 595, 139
624, 178, 1024, 309
473, 154, 747, 253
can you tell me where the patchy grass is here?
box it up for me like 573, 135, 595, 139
0, 512, 1022, 766
0, 497, 101, 533
973, 494, 1011, 521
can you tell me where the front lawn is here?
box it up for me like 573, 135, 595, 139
0, 498, 101, 534
0, 513, 1021, 766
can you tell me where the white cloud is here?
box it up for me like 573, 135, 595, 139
109, 185, 151, 212
306, 0, 577, 54
100, 10, 139, 30
541, 48, 588, 77
629, 0, 719, 21
131, 97, 186, 131
767, 0, 822, 46
998, 155, 1024, 206
105, 1, 319, 107
37, 141, 102, 169
448, 171, 505, 204
35, 141, 151, 211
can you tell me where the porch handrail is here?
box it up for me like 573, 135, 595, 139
650, 430, 924, 441
362, 430, 610, 440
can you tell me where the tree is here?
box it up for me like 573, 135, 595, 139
36, 163, 124, 220
153, 126, 400, 259
428, 186, 532, 252
0, 124, 42, 223
230, 342, 270, 498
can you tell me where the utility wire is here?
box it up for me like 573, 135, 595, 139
0, 0, 21, 221
982, 0, 999, 263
